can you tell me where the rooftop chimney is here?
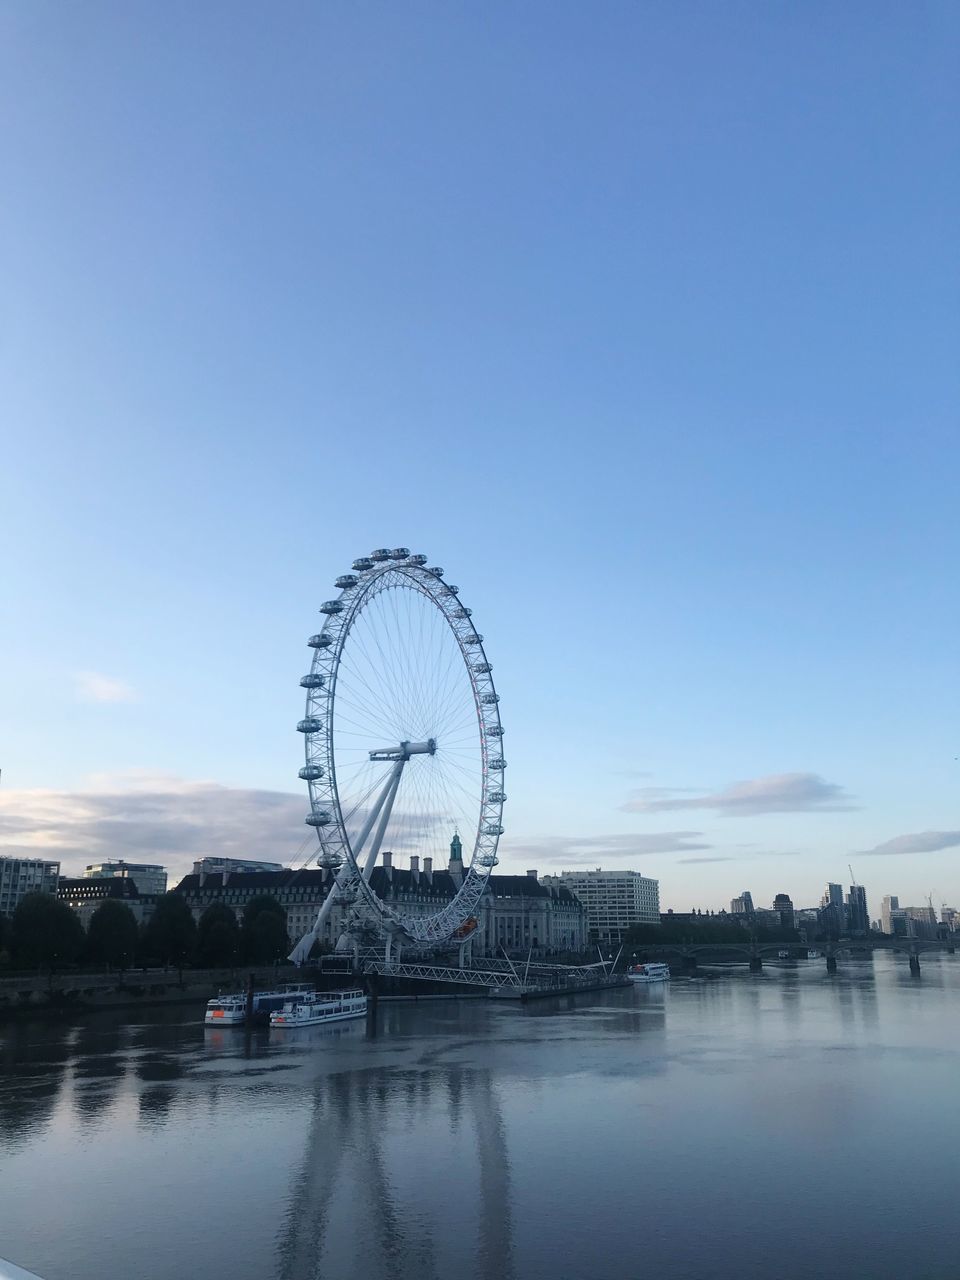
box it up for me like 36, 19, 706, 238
410, 855, 420, 882
526, 869, 538, 879
423, 856, 433, 882
382, 851, 392, 868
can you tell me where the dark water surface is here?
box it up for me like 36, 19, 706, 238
2, 954, 959, 1280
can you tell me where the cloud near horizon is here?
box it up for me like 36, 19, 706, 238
0, 776, 311, 883
0, 776, 710, 882
861, 830, 960, 857
676, 856, 737, 865
74, 671, 138, 703
499, 831, 711, 866
622, 772, 856, 817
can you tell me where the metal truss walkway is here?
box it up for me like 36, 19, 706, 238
357, 950, 623, 995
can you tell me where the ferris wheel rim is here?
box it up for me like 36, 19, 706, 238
298, 554, 505, 945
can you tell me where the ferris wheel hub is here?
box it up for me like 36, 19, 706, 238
368, 738, 437, 762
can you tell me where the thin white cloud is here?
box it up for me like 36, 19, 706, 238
677, 856, 737, 865
861, 830, 960, 857
74, 671, 138, 704
499, 832, 710, 866
622, 772, 856, 817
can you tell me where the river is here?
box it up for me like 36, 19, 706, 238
2, 953, 959, 1280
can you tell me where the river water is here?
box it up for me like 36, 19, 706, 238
2, 953, 959, 1280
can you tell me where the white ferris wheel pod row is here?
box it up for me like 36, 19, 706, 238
291, 548, 505, 955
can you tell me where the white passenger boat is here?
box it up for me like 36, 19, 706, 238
204, 984, 315, 1026
627, 963, 670, 983
270, 988, 368, 1028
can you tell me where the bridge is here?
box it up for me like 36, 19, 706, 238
630, 936, 957, 975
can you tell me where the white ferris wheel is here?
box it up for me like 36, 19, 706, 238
288, 547, 505, 963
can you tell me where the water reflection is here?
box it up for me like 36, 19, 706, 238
0, 1021, 72, 1150
277, 1053, 514, 1280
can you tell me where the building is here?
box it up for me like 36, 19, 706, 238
881, 895, 906, 935
192, 856, 285, 877
58, 876, 159, 928
846, 884, 869, 936
84, 861, 168, 896
730, 891, 755, 917
881, 894, 899, 934
0, 856, 60, 918
541, 869, 660, 944
173, 839, 589, 958
773, 893, 795, 929
819, 883, 846, 935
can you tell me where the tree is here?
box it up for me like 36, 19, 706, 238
196, 903, 241, 968
142, 894, 197, 979
86, 899, 139, 973
12, 893, 84, 974
241, 895, 288, 964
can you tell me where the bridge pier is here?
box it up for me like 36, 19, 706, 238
749, 955, 762, 973
909, 952, 922, 977
681, 953, 698, 974
825, 954, 837, 974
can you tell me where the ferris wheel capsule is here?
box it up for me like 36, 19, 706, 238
335, 574, 358, 589
480, 693, 499, 704
390, 547, 410, 559
300, 674, 325, 689
489, 757, 506, 770
406, 553, 428, 566
320, 600, 343, 615
297, 718, 322, 734
370, 548, 392, 561
352, 557, 374, 571
306, 811, 333, 827
464, 634, 483, 646
308, 633, 332, 648
427, 566, 444, 577
299, 765, 324, 780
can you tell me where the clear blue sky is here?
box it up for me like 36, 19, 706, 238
1, 2, 957, 911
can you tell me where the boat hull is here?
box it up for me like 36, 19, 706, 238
271, 1007, 367, 1027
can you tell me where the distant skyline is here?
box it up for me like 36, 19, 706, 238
1, 4, 957, 908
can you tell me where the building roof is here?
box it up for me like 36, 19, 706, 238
174, 870, 331, 894
172, 866, 586, 909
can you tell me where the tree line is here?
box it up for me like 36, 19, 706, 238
0, 892, 297, 977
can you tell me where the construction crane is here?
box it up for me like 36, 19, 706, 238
848, 863, 857, 887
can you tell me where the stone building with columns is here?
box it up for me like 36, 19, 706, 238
172, 834, 588, 958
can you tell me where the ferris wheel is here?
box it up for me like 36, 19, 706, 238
288, 548, 505, 963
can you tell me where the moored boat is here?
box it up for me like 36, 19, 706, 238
270, 988, 368, 1028
627, 963, 670, 983
204, 984, 315, 1026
